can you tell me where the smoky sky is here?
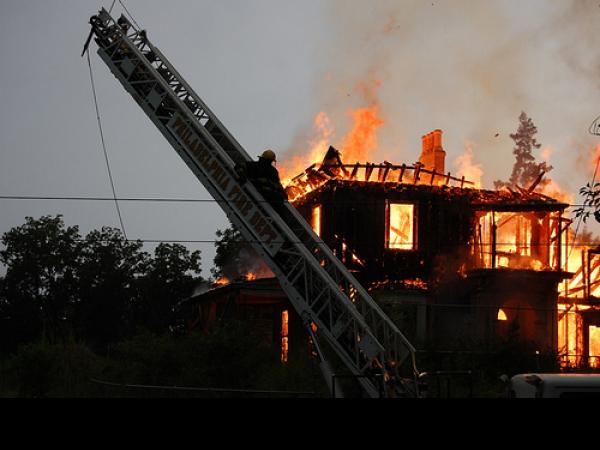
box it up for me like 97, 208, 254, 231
1, 0, 600, 277
285, 0, 600, 192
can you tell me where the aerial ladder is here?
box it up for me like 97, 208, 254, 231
86, 8, 419, 398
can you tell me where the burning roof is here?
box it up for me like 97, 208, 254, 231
286, 144, 568, 212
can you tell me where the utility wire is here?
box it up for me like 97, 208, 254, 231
90, 378, 316, 396
0, 195, 217, 203
0, 195, 596, 208
118, 0, 142, 30
86, 50, 128, 240
68, 237, 600, 247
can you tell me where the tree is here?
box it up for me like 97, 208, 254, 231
212, 225, 270, 281
0, 216, 82, 350
0, 216, 205, 353
134, 243, 202, 333
573, 181, 600, 225
495, 112, 553, 190
75, 227, 148, 349
212, 226, 245, 280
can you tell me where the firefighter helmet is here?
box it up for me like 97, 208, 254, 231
260, 150, 277, 162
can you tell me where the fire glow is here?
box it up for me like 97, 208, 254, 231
281, 310, 289, 364
280, 106, 385, 186
280, 123, 600, 369
387, 203, 416, 251
279, 80, 600, 369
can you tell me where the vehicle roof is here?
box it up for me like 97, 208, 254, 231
512, 374, 600, 386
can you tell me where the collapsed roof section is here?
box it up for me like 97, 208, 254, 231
286, 144, 568, 213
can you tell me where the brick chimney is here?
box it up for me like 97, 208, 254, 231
419, 129, 446, 174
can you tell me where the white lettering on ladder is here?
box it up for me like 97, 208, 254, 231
168, 114, 282, 256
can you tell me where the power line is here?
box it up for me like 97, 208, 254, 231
0, 195, 596, 208
0, 195, 217, 203
73, 238, 216, 245
54, 237, 600, 247
118, 0, 142, 30
90, 378, 316, 396
5, 198, 600, 244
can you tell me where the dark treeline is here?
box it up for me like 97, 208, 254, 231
0, 215, 323, 397
0, 215, 202, 353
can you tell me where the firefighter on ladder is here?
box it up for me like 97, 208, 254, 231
237, 150, 289, 214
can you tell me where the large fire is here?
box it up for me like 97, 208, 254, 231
339, 104, 384, 163
279, 112, 334, 185
279, 77, 386, 185
276, 78, 600, 370
555, 145, 600, 368
279, 104, 385, 186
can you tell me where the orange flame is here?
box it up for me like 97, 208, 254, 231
541, 147, 552, 164
280, 112, 334, 184
590, 326, 600, 369
540, 179, 574, 205
589, 144, 600, 175
339, 104, 384, 163
280, 78, 384, 184
214, 276, 230, 286
455, 142, 483, 189
535, 147, 574, 204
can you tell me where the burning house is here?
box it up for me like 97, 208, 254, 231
290, 130, 571, 353
185, 129, 600, 369
181, 278, 298, 363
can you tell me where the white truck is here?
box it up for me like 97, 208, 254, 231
508, 374, 600, 398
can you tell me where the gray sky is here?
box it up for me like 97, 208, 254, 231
0, 0, 328, 277
1, 0, 600, 278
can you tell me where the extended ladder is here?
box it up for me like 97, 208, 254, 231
87, 8, 418, 398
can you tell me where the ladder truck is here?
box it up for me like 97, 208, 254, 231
86, 8, 419, 398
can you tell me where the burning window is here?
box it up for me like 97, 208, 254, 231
590, 326, 600, 369
386, 203, 416, 251
281, 310, 289, 364
473, 211, 561, 271
311, 205, 322, 237
497, 309, 508, 322
558, 305, 584, 368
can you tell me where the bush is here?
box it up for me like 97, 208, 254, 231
98, 322, 287, 397
7, 340, 101, 397
0, 323, 328, 397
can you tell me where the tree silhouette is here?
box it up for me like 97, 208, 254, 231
212, 225, 270, 281
75, 227, 148, 349
0, 216, 204, 353
135, 243, 202, 333
0, 216, 81, 350
495, 112, 552, 190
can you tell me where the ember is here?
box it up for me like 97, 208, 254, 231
369, 278, 429, 292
